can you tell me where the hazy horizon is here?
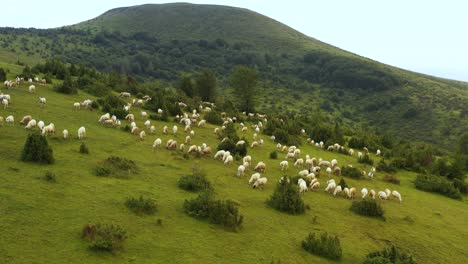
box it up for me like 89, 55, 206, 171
0, 0, 466, 82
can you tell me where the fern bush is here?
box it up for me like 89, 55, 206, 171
125, 196, 157, 215
364, 245, 416, 264
350, 199, 385, 218
266, 177, 305, 215
302, 232, 342, 260
82, 223, 128, 252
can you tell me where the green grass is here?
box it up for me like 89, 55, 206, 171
0, 62, 467, 263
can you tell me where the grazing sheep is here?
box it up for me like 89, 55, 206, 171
214, 127, 220, 134
189, 130, 195, 137
202, 146, 212, 156
285, 152, 295, 160
37, 120, 44, 130
19, 115, 32, 125
62, 129, 69, 139
391, 190, 402, 203
385, 188, 391, 197
358, 152, 363, 159
214, 150, 225, 160
119, 92, 131, 98
378, 191, 388, 200
42, 123, 55, 136
310, 181, 320, 191
361, 188, 369, 199
99, 113, 110, 123
298, 178, 308, 194
253, 177, 267, 189
254, 161, 266, 173
172, 125, 178, 135
249, 173, 261, 184
370, 189, 376, 199
298, 169, 309, 177
103, 119, 115, 126
349, 149, 354, 156
78, 126, 86, 139
222, 151, 231, 162
331, 159, 338, 167
130, 122, 137, 129
363, 147, 369, 153
25, 119, 37, 129
251, 141, 259, 148
333, 167, 341, 176
141, 111, 148, 119
333, 186, 342, 196
152, 138, 162, 150
236, 140, 245, 146
139, 131, 146, 141
376, 149, 381, 156
318, 160, 331, 167
224, 155, 233, 166
197, 120, 206, 127
325, 180, 336, 193
157, 108, 163, 114
144, 120, 151, 129
241, 127, 248, 133
243, 155, 252, 164
150, 125, 156, 134
28, 85, 35, 93
280, 160, 289, 171
306, 173, 316, 180
179, 143, 185, 152
163, 126, 168, 134
343, 187, 350, 198
187, 145, 198, 154
73, 102, 81, 110
131, 126, 139, 135
294, 158, 304, 168
2, 98, 9, 109
125, 114, 135, 122
326, 167, 332, 177
166, 140, 177, 150
184, 135, 191, 144
348, 188, 356, 199
237, 165, 246, 177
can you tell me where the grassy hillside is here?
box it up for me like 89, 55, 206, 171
0, 62, 467, 263
0, 3, 467, 150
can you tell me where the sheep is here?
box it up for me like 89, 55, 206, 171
99, 113, 110, 123
172, 125, 178, 135
361, 188, 368, 199
249, 173, 261, 184
271, 135, 276, 141
378, 191, 388, 200
222, 151, 231, 162
331, 159, 338, 167
298, 169, 309, 177
78, 126, 86, 139
144, 120, 151, 129
224, 155, 233, 166
348, 188, 356, 199
298, 178, 308, 194
241, 127, 247, 133
237, 165, 246, 177
385, 188, 391, 197
253, 177, 267, 189
150, 125, 156, 134
294, 158, 304, 168
333, 167, 341, 176
103, 119, 115, 126
37, 120, 44, 130
285, 152, 295, 160
131, 126, 139, 135
376, 149, 381, 156
254, 161, 266, 173
179, 143, 185, 152
42, 123, 55, 136
326, 167, 332, 177
25, 119, 37, 129
391, 190, 402, 203
202, 146, 212, 156
243, 155, 252, 164
139, 131, 146, 141
333, 186, 342, 196
19, 115, 32, 125
311, 166, 321, 174
325, 181, 336, 193
28, 85, 35, 93
2, 98, 9, 109
157, 108, 163, 114
197, 120, 206, 127
318, 160, 331, 167
280, 160, 289, 171
310, 181, 320, 191
251, 141, 259, 148
184, 135, 191, 144
166, 140, 177, 150
306, 173, 316, 180
187, 145, 198, 154
123, 104, 131, 112
152, 138, 162, 150
73, 102, 81, 110
214, 127, 220, 134
214, 150, 225, 160
358, 152, 363, 159
119, 92, 131, 98
130, 121, 137, 129
141, 111, 148, 119
189, 130, 195, 137
163, 126, 168, 134
62, 129, 69, 139
236, 140, 245, 146
370, 189, 376, 199
348, 149, 354, 156
125, 114, 135, 122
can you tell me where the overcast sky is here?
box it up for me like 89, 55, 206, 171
1, 0, 466, 81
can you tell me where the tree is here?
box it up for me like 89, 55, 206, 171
229, 65, 258, 112
0, 67, 6, 82
55, 74, 77, 94
195, 69, 217, 102
178, 73, 195, 97
21, 133, 54, 164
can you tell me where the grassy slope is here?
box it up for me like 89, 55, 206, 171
0, 62, 467, 263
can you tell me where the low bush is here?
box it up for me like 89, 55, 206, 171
44, 171, 56, 182
266, 176, 305, 215
183, 192, 243, 232
338, 178, 348, 189
383, 174, 400, 185
453, 178, 468, 194
94, 156, 138, 178
269, 151, 278, 159
414, 174, 462, 200
350, 199, 385, 218
125, 196, 157, 215
82, 223, 127, 252
302, 232, 342, 260
377, 158, 397, 173
341, 166, 362, 179
358, 154, 374, 165
363, 245, 416, 264
178, 164, 212, 192
21, 133, 54, 164
79, 142, 89, 154
204, 110, 223, 125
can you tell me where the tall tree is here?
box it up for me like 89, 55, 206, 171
178, 73, 195, 97
229, 65, 258, 112
0, 67, 6, 82
196, 69, 217, 102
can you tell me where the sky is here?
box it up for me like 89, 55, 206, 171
0, 0, 466, 81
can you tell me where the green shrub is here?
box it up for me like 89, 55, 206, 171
79, 142, 89, 154
270, 151, 278, 159
94, 156, 138, 178
302, 232, 342, 260
350, 199, 385, 218
178, 164, 212, 192
414, 174, 462, 200
377, 159, 397, 173
341, 166, 362, 179
383, 174, 400, 185
54, 74, 77, 94
125, 196, 157, 215
358, 153, 374, 165
266, 177, 305, 215
453, 178, 468, 194
82, 223, 127, 252
44, 171, 56, 182
204, 111, 223, 125
338, 178, 348, 189
363, 245, 416, 264
183, 192, 243, 231
21, 133, 54, 164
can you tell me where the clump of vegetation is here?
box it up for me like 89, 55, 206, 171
94, 156, 138, 178
216, 123, 247, 156
204, 110, 223, 125
338, 178, 348, 189
43, 171, 56, 182
358, 154, 374, 165
82, 223, 128, 252
96, 94, 127, 119
266, 177, 305, 215
350, 199, 385, 218
79, 142, 89, 154
383, 174, 400, 185
301, 232, 342, 260
414, 174, 462, 200
54, 74, 77, 94
178, 163, 212, 192
377, 158, 397, 173
21, 133, 54, 164
363, 245, 417, 264
125, 196, 157, 215
341, 166, 362, 179
183, 192, 243, 232
269, 150, 278, 159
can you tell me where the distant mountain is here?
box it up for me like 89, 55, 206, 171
0, 3, 467, 149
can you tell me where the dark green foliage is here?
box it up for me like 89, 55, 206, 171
391, 143, 434, 171
0, 67, 6, 82
301, 232, 342, 260
453, 179, 468, 194
54, 74, 77, 94
414, 174, 462, 200
338, 178, 348, 189
125, 196, 157, 215
177, 73, 195, 97
350, 199, 385, 218
266, 177, 305, 215
204, 110, 223, 125
97, 94, 127, 119
21, 65, 34, 80
216, 123, 247, 156
383, 174, 400, 185
358, 153, 374, 165
377, 159, 397, 173
183, 192, 243, 232
229, 65, 258, 112
178, 164, 212, 192
43, 171, 56, 182
94, 156, 138, 178
82, 224, 128, 252
363, 245, 416, 264
21, 133, 54, 164
195, 69, 217, 102
270, 151, 278, 159
79, 142, 89, 154
341, 166, 362, 179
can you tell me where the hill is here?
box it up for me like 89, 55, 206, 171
0, 61, 466, 263
0, 3, 467, 150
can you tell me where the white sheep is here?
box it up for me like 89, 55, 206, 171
25, 119, 37, 129
62, 129, 69, 139
172, 125, 178, 135
253, 177, 267, 189
190, 130, 195, 137
78, 126, 86, 139
358, 152, 363, 159
37, 120, 44, 130
222, 151, 231, 162
139, 131, 146, 141
152, 138, 162, 150
333, 185, 342, 196
361, 188, 368, 199
2, 98, 9, 109
326, 167, 332, 176
310, 181, 320, 191
224, 155, 233, 166
28, 85, 35, 93
376, 149, 381, 156
144, 120, 151, 129
298, 178, 308, 194
150, 125, 155, 134
378, 191, 388, 200
370, 189, 376, 199
99, 113, 110, 123
298, 169, 309, 177
214, 150, 225, 160
141, 111, 148, 119
237, 165, 246, 177
73, 102, 80, 110
249, 173, 261, 184
391, 190, 402, 203
325, 181, 336, 193
243, 155, 252, 164
163, 126, 168, 134
331, 159, 338, 167
294, 158, 304, 168
254, 161, 266, 172
236, 140, 245, 146
280, 160, 289, 171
